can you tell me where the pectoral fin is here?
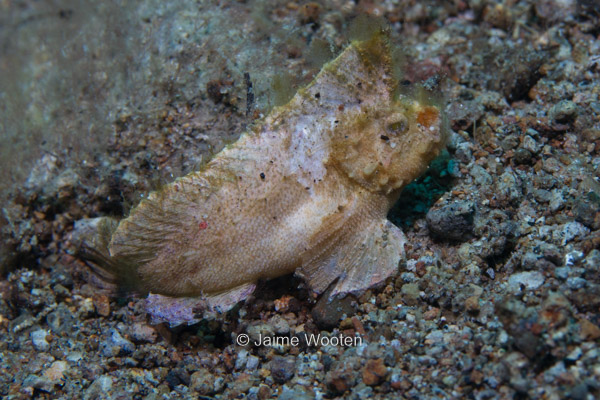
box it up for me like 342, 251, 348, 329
145, 282, 256, 326
298, 218, 405, 298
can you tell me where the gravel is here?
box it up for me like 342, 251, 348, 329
1, 0, 600, 399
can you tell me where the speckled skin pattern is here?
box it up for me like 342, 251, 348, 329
105, 33, 444, 306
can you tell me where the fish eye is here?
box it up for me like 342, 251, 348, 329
386, 117, 409, 136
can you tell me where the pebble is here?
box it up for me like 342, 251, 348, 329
470, 164, 493, 186
549, 100, 578, 123
33, 360, 68, 392
549, 189, 566, 212
247, 322, 275, 344
361, 358, 387, 386
269, 314, 290, 335
84, 375, 113, 400
311, 294, 356, 330
129, 322, 157, 343
507, 271, 545, 292
235, 349, 250, 370
513, 148, 532, 164
579, 319, 600, 340
31, 329, 50, 351
1, 2, 599, 400
46, 303, 75, 334
270, 356, 296, 384
10, 313, 36, 333
277, 385, 314, 400
566, 277, 586, 290
521, 135, 541, 154
190, 368, 217, 395
584, 250, 600, 271
553, 221, 590, 245
100, 328, 135, 357
93, 295, 111, 317
246, 355, 260, 371
426, 201, 475, 241
326, 364, 357, 394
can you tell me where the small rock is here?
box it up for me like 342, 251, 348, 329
549, 100, 578, 123
584, 250, 600, 271
100, 328, 135, 357
190, 368, 216, 395
425, 330, 444, 344
235, 349, 249, 371
84, 375, 113, 400
311, 294, 356, 330
426, 201, 475, 241
566, 277, 586, 290
390, 371, 412, 391
326, 365, 357, 394
579, 319, 600, 340
454, 142, 472, 163
544, 361, 567, 384
129, 322, 157, 343
230, 372, 254, 394
443, 375, 457, 387
278, 384, 314, 400
566, 347, 582, 362
10, 313, 36, 333
165, 368, 190, 389
34, 361, 68, 392
513, 148, 533, 164
553, 222, 590, 245
496, 171, 522, 202
401, 283, 420, 304
554, 266, 570, 280
246, 322, 274, 344
269, 314, 290, 335
270, 356, 295, 384
549, 189, 565, 212
93, 295, 111, 317
246, 355, 260, 371
362, 358, 387, 386
507, 271, 545, 292
31, 329, 50, 351
465, 296, 480, 313
470, 164, 493, 186
79, 298, 95, 318
521, 135, 541, 154
257, 384, 272, 400
46, 303, 75, 334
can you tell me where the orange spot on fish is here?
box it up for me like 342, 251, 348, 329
416, 106, 439, 127
199, 221, 208, 230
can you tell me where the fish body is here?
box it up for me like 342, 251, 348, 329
97, 33, 445, 324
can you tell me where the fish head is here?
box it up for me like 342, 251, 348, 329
331, 96, 445, 195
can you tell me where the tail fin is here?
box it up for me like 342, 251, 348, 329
72, 216, 143, 297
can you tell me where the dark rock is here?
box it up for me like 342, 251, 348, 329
165, 368, 190, 389
571, 199, 597, 228
362, 358, 388, 386
270, 356, 295, 384
46, 303, 75, 334
311, 293, 357, 330
426, 201, 475, 241
326, 363, 357, 394
513, 148, 533, 165
49, 265, 73, 288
